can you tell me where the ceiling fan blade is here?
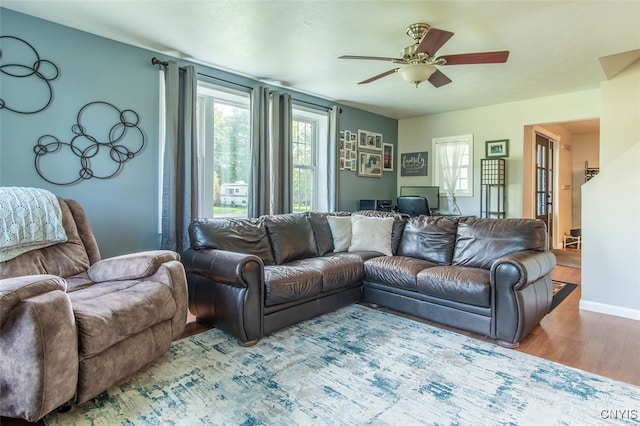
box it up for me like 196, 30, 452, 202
339, 55, 406, 64
439, 51, 510, 65
416, 28, 454, 56
428, 69, 452, 88
358, 68, 399, 84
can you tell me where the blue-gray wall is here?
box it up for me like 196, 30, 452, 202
338, 106, 398, 212
0, 8, 398, 257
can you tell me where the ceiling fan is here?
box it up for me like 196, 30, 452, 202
339, 23, 509, 88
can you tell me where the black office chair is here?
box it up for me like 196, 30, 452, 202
397, 196, 431, 217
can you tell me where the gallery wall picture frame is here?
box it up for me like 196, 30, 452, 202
357, 151, 383, 177
383, 143, 394, 171
339, 129, 358, 171
486, 139, 509, 158
357, 129, 383, 152
358, 130, 368, 149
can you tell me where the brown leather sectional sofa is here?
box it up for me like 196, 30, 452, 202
181, 210, 555, 348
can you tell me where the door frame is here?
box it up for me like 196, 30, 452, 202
523, 125, 561, 248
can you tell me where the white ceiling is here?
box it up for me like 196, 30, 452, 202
2, 1, 639, 120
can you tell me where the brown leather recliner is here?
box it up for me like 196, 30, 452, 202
0, 198, 188, 422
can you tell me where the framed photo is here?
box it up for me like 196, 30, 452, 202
374, 133, 383, 150
400, 151, 428, 176
486, 139, 509, 158
358, 130, 368, 149
383, 143, 394, 171
357, 129, 383, 151
357, 152, 383, 177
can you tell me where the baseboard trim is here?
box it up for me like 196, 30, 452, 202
579, 300, 640, 321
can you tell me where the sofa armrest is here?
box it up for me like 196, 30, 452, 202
0, 275, 78, 421
181, 248, 264, 345
182, 248, 264, 287
491, 250, 556, 290
490, 250, 556, 346
87, 250, 180, 282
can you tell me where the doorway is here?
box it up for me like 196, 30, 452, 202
535, 133, 555, 247
522, 119, 600, 250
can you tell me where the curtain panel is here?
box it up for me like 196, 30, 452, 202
439, 141, 465, 215
160, 62, 199, 253
326, 106, 340, 212
249, 87, 293, 217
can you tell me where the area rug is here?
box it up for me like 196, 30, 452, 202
45, 305, 640, 426
550, 280, 579, 312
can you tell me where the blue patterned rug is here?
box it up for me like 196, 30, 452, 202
45, 305, 640, 425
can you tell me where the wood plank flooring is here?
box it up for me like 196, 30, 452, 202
519, 265, 640, 386
3, 263, 639, 424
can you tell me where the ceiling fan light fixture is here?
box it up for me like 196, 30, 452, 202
398, 63, 436, 87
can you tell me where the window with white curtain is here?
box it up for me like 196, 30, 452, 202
433, 134, 474, 197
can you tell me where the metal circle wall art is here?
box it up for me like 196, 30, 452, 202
0, 35, 60, 114
34, 101, 146, 185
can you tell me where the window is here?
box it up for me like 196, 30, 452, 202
433, 134, 474, 197
197, 82, 251, 218
196, 83, 330, 217
292, 106, 329, 212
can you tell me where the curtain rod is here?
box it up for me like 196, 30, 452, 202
151, 57, 334, 111
152, 57, 252, 91
291, 98, 333, 112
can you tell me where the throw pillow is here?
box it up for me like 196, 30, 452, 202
348, 215, 394, 256
327, 215, 352, 252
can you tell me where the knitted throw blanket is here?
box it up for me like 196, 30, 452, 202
0, 187, 68, 262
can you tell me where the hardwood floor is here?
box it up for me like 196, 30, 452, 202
518, 265, 640, 387
3, 262, 638, 424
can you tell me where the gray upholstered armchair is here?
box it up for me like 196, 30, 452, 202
0, 195, 188, 422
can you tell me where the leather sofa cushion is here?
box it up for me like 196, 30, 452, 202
264, 265, 323, 307
452, 218, 547, 269
398, 216, 458, 265
189, 218, 275, 265
70, 280, 177, 358
416, 265, 491, 307
306, 212, 334, 255
288, 255, 364, 292
264, 213, 317, 264
364, 256, 438, 291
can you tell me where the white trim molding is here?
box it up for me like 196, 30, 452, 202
579, 300, 640, 321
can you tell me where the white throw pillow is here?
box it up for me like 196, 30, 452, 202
327, 215, 352, 252
349, 215, 394, 256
